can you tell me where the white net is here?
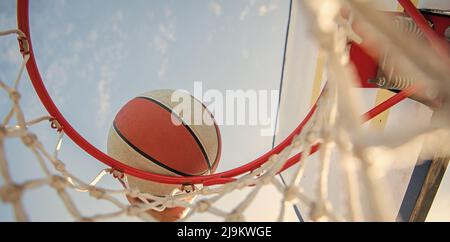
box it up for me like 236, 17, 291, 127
1, 0, 449, 222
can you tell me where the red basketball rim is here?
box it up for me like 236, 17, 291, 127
16, 0, 418, 186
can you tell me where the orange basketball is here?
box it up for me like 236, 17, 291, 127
107, 89, 221, 221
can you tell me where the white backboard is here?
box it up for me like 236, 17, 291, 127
275, 0, 450, 221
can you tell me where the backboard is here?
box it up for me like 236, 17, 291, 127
275, 0, 450, 221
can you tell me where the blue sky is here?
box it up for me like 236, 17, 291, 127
0, 0, 293, 221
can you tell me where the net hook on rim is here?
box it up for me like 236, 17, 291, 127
180, 184, 196, 193
17, 35, 29, 55
49, 117, 63, 132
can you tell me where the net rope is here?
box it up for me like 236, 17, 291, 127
1, 0, 449, 222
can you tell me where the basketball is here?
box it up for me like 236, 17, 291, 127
107, 89, 221, 221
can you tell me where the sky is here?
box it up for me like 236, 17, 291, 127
0, 0, 294, 221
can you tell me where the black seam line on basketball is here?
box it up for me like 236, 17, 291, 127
112, 121, 204, 177
190, 94, 221, 170
134, 96, 212, 172
141, 94, 220, 171
136, 96, 212, 172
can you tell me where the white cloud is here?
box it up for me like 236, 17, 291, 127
94, 43, 127, 127
94, 40, 127, 127
157, 58, 169, 79
148, 6, 177, 80
258, 4, 277, 17
90, 11, 127, 127
97, 65, 112, 127
240, 6, 250, 21
240, 0, 257, 21
208, 2, 222, 17
44, 61, 69, 105
152, 36, 169, 55
150, 22, 176, 55
160, 23, 176, 41
42, 52, 80, 107
258, 5, 268, 16
242, 48, 250, 60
